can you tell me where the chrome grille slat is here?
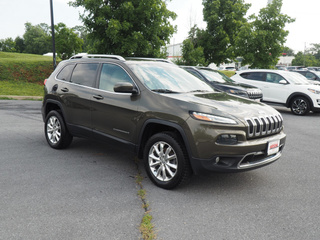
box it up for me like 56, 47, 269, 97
245, 114, 283, 138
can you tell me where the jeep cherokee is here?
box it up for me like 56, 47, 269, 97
42, 55, 286, 189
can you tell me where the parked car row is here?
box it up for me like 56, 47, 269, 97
181, 66, 263, 100
231, 69, 320, 115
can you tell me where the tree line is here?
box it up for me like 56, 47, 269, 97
1, 0, 319, 68
0, 22, 84, 60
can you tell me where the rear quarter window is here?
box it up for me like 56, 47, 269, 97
240, 72, 265, 81
56, 64, 75, 81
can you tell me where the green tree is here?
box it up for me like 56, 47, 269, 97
236, 0, 294, 68
14, 36, 25, 53
55, 23, 83, 59
292, 52, 319, 67
309, 43, 320, 60
178, 38, 207, 66
177, 26, 207, 66
23, 22, 51, 55
202, 0, 251, 65
73, 25, 92, 53
69, 0, 176, 57
0, 38, 16, 52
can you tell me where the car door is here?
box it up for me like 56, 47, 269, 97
91, 63, 141, 143
260, 72, 291, 103
61, 63, 98, 135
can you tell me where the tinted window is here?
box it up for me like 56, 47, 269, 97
185, 69, 205, 81
99, 64, 134, 92
198, 69, 234, 84
305, 72, 316, 80
266, 73, 285, 83
240, 72, 264, 81
57, 64, 75, 81
71, 63, 98, 87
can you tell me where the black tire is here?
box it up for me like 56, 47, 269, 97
290, 96, 310, 115
143, 132, 192, 189
44, 110, 73, 149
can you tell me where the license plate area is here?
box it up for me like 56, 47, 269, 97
267, 139, 280, 156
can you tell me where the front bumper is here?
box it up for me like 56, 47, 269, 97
189, 131, 286, 174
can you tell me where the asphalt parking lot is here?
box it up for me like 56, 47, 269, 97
1, 100, 320, 240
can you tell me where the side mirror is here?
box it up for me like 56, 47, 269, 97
114, 82, 138, 94
279, 80, 288, 85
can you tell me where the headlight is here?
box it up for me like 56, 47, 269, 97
308, 88, 320, 94
228, 89, 248, 96
191, 112, 237, 124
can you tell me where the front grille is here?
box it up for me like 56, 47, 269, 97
246, 89, 263, 99
245, 114, 283, 138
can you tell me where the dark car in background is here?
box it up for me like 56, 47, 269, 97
290, 70, 320, 82
181, 66, 263, 100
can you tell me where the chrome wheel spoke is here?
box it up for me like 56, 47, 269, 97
148, 141, 178, 182
47, 116, 61, 144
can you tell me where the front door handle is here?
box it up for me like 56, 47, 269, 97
61, 87, 69, 92
93, 95, 104, 100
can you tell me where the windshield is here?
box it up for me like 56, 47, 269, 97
313, 71, 320, 77
282, 71, 311, 85
198, 69, 235, 84
127, 62, 214, 93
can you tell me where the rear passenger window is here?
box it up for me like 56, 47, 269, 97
240, 72, 264, 81
57, 64, 75, 81
71, 63, 99, 87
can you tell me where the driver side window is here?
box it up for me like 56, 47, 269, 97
266, 73, 285, 84
99, 64, 134, 92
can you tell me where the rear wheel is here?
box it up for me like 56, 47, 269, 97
290, 97, 310, 115
45, 110, 73, 149
144, 132, 192, 189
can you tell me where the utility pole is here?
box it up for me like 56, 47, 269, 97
50, 0, 56, 69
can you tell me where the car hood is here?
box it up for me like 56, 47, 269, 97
212, 81, 257, 90
165, 91, 279, 121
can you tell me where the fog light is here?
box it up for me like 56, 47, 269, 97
317, 99, 320, 106
216, 134, 238, 145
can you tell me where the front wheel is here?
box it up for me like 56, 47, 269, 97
45, 110, 73, 149
143, 132, 192, 189
290, 97, 310, 115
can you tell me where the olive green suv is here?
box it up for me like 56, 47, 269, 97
42, 55, 286, 189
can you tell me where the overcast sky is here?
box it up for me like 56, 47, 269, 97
0, 0, 318, 53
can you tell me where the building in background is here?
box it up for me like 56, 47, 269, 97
166, 43, 182, 61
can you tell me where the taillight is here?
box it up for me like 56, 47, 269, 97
44, 79, 47, 85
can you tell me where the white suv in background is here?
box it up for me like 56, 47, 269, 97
231, 69, 320, 115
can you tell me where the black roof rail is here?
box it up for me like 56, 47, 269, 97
70, 54, 125, 61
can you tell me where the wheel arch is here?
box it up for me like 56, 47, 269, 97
286, 92, 314, 108
42, 99, 66, 121
137, 119, 193, 163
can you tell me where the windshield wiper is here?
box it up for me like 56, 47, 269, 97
152, 89, 179, 93
189, 90, 210, 93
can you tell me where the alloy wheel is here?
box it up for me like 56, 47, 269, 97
148, 141, 178, 182
292, 98, 308, 115
46, 116, 61, 144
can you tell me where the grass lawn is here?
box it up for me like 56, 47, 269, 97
0, 81, 43, 96
0, 52, 52, 98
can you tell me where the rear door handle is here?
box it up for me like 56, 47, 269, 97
61, 87, 69, 92
93, 95, 104, 100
